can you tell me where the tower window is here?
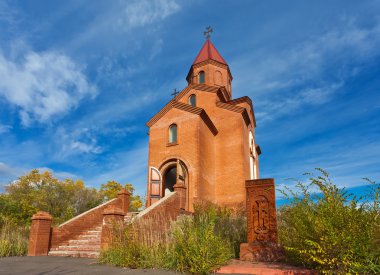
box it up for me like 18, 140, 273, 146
199, 71, 205, 84
188, 94, 196, 107
168, 124, 177, 143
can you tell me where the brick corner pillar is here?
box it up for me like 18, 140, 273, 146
28, 211, 52, 256
240, 178, 283, 261
117, 188, 131, 213
173, 182, 187, 210
100, 205, 125, 250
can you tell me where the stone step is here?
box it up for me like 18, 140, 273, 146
124, 212, 139, 223
75, 234, 102, 240
50, 245, 100, 252
85, 230, 101, 234
49, 250, 99, 258
68, 239, 100, 245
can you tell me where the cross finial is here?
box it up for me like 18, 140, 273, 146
171, 88, 179, 99
204, 26, 213, 40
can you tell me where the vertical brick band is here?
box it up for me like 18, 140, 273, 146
173, 182, 187, 210
28, 211, 52, 256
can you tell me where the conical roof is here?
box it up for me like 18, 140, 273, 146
192, 39, 227, 65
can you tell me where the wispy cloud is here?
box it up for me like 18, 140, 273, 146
233, 18, 380, 122
85, 143, 148, 194
53, 127, 102, 159
0, 47, 97, 126
0, 124, 12, 134
117, 0, 180, 29
256, 82, 343, 122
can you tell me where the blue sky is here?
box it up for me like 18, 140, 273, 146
0, 0, 379, 202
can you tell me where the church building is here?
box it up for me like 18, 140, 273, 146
146, 37, 261, 211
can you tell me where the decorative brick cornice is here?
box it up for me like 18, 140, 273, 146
146, 100, 218, 136
186, 59, 233, 82
146, 83, 228, 127
227, 96, 256, 127
216, 101, 251, 127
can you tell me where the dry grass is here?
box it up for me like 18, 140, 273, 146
0, 218, 29, 257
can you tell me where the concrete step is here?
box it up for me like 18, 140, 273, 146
124, 211, 139, 223
50, 245, 100, 252
48, 250, 99, 258
75, 234, 102, 240
54, 245, 100, 252
85, 230, 101, 234
68, 239, 100, 245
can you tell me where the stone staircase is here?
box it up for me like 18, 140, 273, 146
124, 211, 139, 224
48, 223, 102, 258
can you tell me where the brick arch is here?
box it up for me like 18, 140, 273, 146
159, 158, 190, 210
214, 70, 223, 85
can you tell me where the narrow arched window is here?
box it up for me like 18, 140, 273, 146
188, 94, 196, 107
168, 124, 177, 143
199, 71, 205, 84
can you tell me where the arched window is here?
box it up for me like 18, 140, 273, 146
198, 71, 205, 84
188, 94, 196, 107
168, 124, 177, 143
214, 70, 222, 85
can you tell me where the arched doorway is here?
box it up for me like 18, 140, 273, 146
164, 166, 177, 194
160, 159, 189, 208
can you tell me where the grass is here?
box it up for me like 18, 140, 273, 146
99, 202, 245, 274
0, 217, 29, 257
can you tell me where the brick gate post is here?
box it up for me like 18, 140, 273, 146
117, 188, 131, 213
28, 211, 52, 256
100, 205, 125, 250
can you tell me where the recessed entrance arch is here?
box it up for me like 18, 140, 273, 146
160, 159, 189, 208
147, 159, 189, 209
164, 166, 177, 193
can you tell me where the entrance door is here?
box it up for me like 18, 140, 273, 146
164, 166, 176, 195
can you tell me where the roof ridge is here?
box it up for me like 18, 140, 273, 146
192, 39, 227, 65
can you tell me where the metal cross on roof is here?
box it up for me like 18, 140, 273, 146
171, 88, 179, 99
204, 26, 213, 39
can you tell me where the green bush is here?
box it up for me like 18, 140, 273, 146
99, 202, 241, 274
0, 216, 29, 257
278, 169, 380, 274
169, 209, 233, 274
99, 220, 170, 269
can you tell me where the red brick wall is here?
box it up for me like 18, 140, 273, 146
50, 198, 120, 248
136, 192, 182, 235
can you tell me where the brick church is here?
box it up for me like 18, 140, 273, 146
28, 35, 278, 260
145, 37, 261, 211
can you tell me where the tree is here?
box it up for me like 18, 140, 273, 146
99, 181, 143, 211
100, 180, 123, 200
2, 169, 102, 225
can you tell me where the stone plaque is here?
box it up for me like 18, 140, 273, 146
240, 178, 280, 261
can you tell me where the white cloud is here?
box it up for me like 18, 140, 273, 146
0, 49, 97, 126
256, 82, 343, 122
118, 0, 180, 29
0, 162, 19, 177
233, 18, 380, 122
0, 124, 12, 134
54, 127, 102, 159
85, 143, 148, 195
0, 0, 17, 24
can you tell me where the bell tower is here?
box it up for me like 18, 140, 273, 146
186, 28, 233, 99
